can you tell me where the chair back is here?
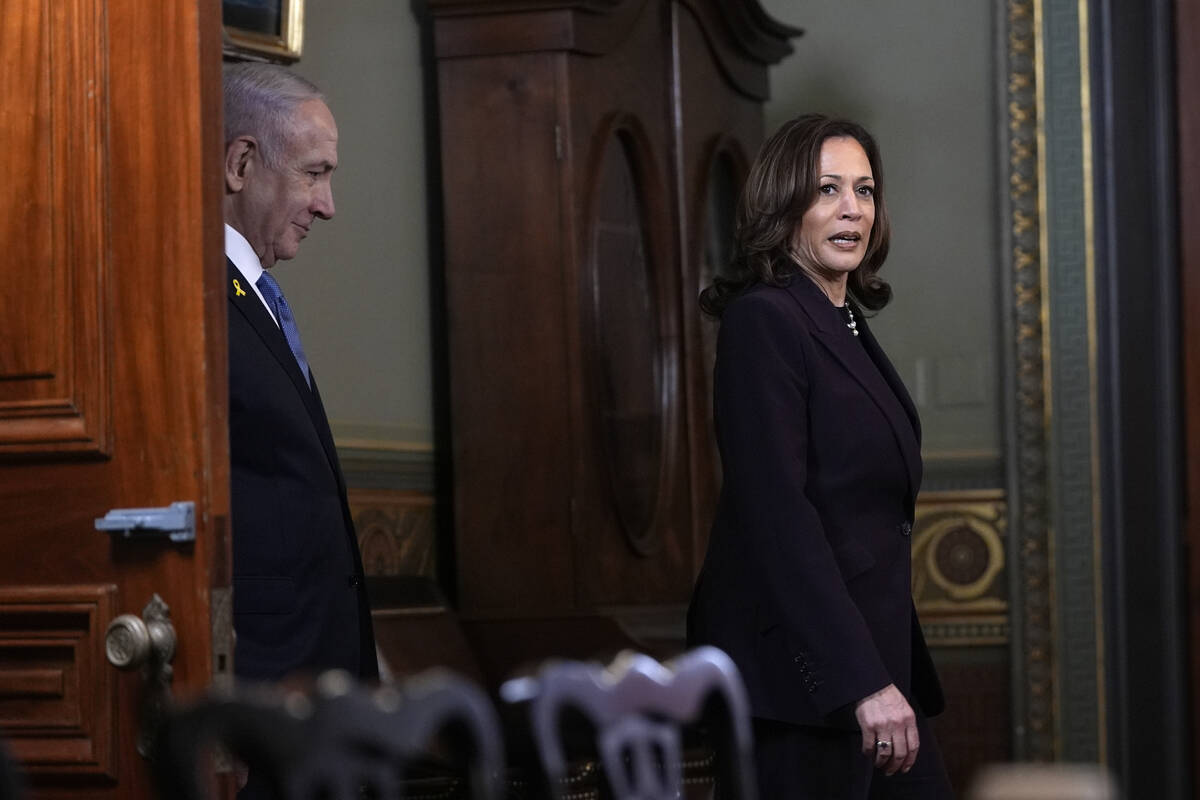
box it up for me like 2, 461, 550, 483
501, 646, 756, 800
155, 668, 504, 800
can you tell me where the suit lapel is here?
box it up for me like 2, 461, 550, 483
856, 315, 921, 445
308, 374, 350, 498
784, 278, 922, 504
226, 259, 344, 483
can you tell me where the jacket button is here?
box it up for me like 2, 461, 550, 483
347, 575, 362, 587
899, 521, 912, 537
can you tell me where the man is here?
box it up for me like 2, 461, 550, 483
222, 63, 377, 685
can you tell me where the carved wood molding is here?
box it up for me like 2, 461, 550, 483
349, 489, 436, 578
672, 0, 797, 100
0, 585, 118, 778
1004, 0, 1055, 762
428, 0, 797, 78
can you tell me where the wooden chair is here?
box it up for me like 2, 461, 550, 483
500, 646, 756, 800
153, 668, 504, 800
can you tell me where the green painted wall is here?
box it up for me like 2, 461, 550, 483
271, 0, 434, 450
761, 0, 1003, 479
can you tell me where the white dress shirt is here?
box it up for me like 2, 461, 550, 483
225, 223, 280, 328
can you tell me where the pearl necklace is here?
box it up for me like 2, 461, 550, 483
840, 303, 859, 336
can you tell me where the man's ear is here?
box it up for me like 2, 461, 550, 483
224, 136, 257, 193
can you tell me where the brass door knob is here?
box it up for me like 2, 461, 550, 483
103, 594, 177, 758
105, 614, 151, 669
104, 594, 176, 671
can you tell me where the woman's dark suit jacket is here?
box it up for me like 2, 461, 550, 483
687, 277, 943, 728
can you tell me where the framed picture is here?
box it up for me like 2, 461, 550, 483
222, 0, 304, 62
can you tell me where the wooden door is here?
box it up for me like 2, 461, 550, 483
0, 1, 228, 798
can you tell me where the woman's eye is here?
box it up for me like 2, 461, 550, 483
819, 183, 838, 195
857, 185, 874, 197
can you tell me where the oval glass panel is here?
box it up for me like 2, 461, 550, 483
704, 152, 738, 286
588, 134, 663, 550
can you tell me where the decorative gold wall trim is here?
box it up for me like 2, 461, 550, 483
1008, 0, 1057, 762
336, 434, 436, 493
1016, 0, 1104, 762
1076, 0, 1105, 765
337, 439, 435, 453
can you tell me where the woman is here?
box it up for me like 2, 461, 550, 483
687, 114, 954, 798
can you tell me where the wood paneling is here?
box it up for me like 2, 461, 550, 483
0, 0, 109, 456
0, 586, 117, 778
429, 0, 795, 621
438, 51, 576, 612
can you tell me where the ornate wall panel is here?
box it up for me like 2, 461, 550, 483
913, 491, 1008, 646
350, 489, 437, 579
0, 0, 110, 456
914, 492, 1012, 788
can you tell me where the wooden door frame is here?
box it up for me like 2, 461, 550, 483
1179, 0, 1200, 793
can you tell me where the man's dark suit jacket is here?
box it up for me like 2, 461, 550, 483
687, 277, 943, 728
227, 258, 378, 682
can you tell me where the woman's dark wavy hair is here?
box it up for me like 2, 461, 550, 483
699, 114, 893, 317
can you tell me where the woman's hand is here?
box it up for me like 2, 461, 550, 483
854, 683, 918, 775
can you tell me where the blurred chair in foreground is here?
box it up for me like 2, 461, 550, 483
154, 668, 504, 800
501, 646, 756, 800
968, 763, 1118, 800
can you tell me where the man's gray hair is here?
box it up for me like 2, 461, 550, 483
223, 63, 324, 169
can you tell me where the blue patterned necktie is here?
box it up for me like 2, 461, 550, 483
256, 270, 312, 387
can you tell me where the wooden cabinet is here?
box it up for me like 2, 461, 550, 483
428, 0, 797, 625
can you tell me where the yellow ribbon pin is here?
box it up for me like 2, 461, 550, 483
233, 278, 247, 297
